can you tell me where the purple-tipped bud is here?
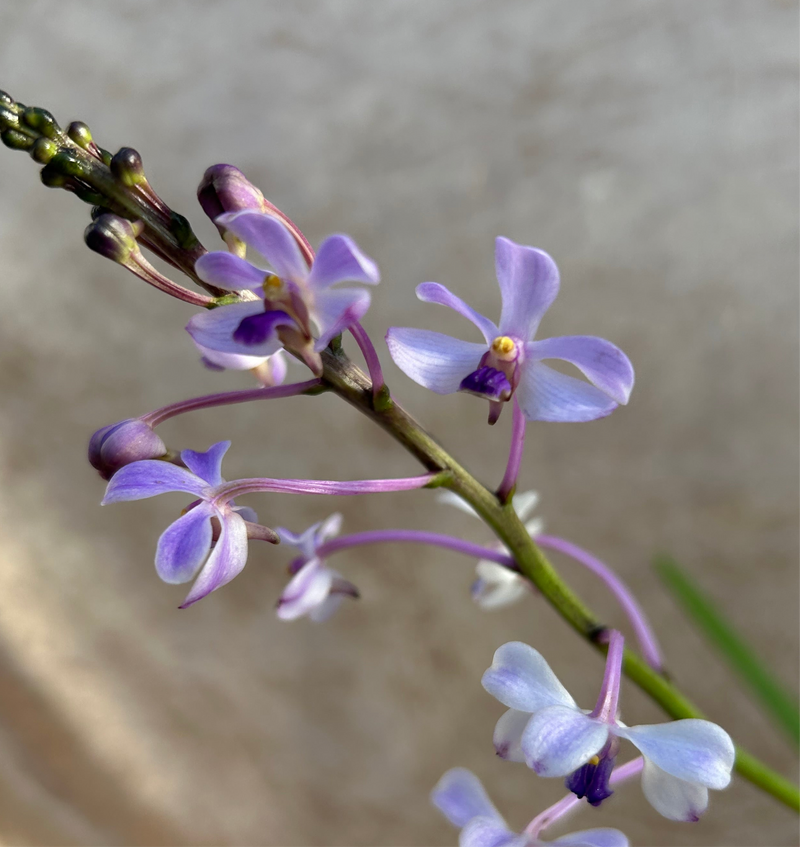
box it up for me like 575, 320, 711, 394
197, 165, 267, 225
84, 214, 142, 264
110, 147, 147, 188
89, 418, 167, 480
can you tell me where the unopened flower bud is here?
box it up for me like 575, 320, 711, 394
84, 214, 142, 264
30, 137, 58, 164
1, 129, 34, 151
22, 106, 60, 140
67, 121, 94, 150
197, 164, 267, 225
89, 418, 167, 480
110, 147, 147, 187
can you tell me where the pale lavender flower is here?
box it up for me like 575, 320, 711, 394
438, 489, 542, 609
187, 211, 379, 375
386, 238, 633, 423
481, 634, 735, 821
102, 441, 268, 608
432, 768, 628, 847
276, 513, 359, 621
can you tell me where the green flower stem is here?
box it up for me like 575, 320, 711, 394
318, 346, 800, 813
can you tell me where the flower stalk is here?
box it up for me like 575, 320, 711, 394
2, 91, 796, 813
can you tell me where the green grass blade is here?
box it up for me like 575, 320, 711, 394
656, 555, 800, 748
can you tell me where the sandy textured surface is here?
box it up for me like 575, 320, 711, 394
0, 2, 797, 845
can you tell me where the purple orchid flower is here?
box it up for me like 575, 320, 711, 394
186, 210, 380, 375
101, 441, 270, 608
386, 237, 634, 423
276, 513, 359, 622
432, 767, 629, 847
481, 635, 735, 821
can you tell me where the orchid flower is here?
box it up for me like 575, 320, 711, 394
102, 441, 273, 608
187, 210, 380, 375
482, 634, 735, 821
438, 489, 542, 609
386, 237, 634, 423
432, 767, 629, 847
276, 513, 359, 621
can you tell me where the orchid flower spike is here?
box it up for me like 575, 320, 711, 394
438, 490, 542, 609
482, 634, 735, 821
187, 210, 380, 375
275, 513, 359, 622
432, 767, 629, 847
387, 237, 634, 424
101, 441, 277, 608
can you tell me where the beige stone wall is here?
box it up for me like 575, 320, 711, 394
0, 2, 796, 844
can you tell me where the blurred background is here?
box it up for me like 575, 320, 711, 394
0, 2, 797, 845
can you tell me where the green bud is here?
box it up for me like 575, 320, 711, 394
0, 91, 13, 107
48, 149, 85, 178
0, 106, 19, 130
98, 147, 113, 166
22, 106, 60, 140
39, 164, 69, 188
30, 137, 59, 164
1, 129, 34, 151
84, 214, 141, 264
67, 121, 94, 150
110, 147, 146, 187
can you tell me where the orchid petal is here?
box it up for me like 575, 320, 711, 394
615, 720, 734, 790
216, 211, 308, 282
307, 594, 345, 622
431, 768, 504, 828
155, 503, 214, 584
516, 362, 619, 423
179, 510, 249, 608
312, 287, 371, 350
307, 234, 380, 290
526, 336, 634, 405
316, 513, 343, 545
481, 642, 576, 712
472, 563, 528, 611
233, 309, 296, 347
437, 490, 480, 517
552, 828, 630, 847
232, 505, 259, 524
195, 251, 266, 291
102, 460, 206, 503
524, 518, 546, 538
386, 328, 486, 394
493, 709, 530, 762
195, 342, 268, 371
187, 301, 285, 359
416, 282, 498, 344
180, 441, 230, 486
639, 758, 709, 822
460, 818, 526, 847
277, 559, 334, 620
266, 350, 288, 385
495, 237, 560, 340
277, 524, 320, 560
512, 490, 540, 522
522, 706, 609, 777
